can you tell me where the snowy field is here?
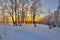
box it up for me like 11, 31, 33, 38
0, 24, 60, 40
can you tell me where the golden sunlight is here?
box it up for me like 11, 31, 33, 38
0, 13, 46, 23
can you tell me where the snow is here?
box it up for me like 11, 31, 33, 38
0, 24, 60, 40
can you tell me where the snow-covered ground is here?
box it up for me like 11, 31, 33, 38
0, 24, 60, 40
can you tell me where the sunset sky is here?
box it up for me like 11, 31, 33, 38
0, 0, 58, 23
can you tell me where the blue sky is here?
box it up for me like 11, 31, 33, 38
42, 0, 58, 12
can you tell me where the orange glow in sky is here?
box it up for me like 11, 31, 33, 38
0, 13, 46, 23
